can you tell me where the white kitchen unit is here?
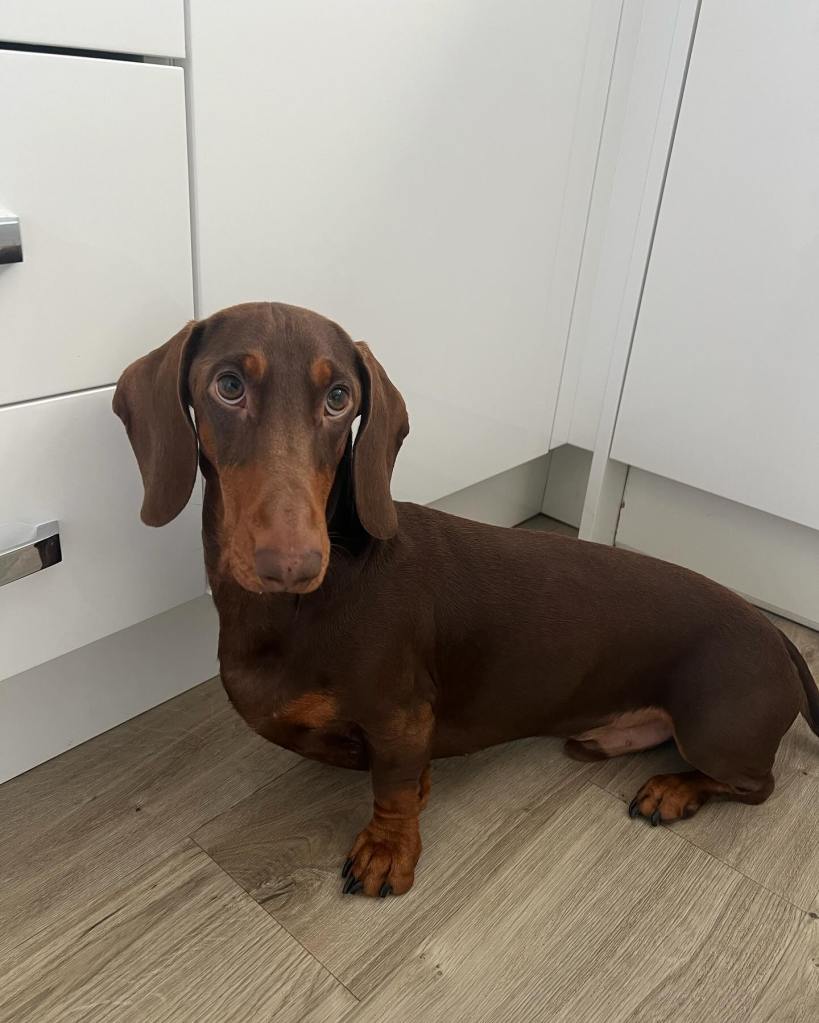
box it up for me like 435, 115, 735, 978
611, 0, 819, 532
0, 41, 207, 779
0, 50, 193, 403
0, 1, 185, 58
557, 0, 819, 626
187, 0, 622, 505
616, 469, 819, 629
0, 390, 204, 681
551, 0, 698, 455
0, 596, 218, 785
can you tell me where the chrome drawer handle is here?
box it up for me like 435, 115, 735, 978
0, 522, 61, 587
0, 209, 23, 264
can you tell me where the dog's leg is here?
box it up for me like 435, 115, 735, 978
628, 692, 780, 825
627, 634, 799, 826
341, 706, 433, 898
627, 714, 778, 825
565, 708, 674, 762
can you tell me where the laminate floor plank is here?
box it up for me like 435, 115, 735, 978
0, 840, 354, 1023
193, 736, 597, 997
343, 785, 818, 1023
0, 678, 298, 953
518, 515, 579, 536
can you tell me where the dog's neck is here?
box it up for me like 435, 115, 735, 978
325, 436, 371, 555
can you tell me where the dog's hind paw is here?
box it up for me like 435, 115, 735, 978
627, 771, 718, 825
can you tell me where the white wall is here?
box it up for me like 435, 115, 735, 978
187, 0, 622, 505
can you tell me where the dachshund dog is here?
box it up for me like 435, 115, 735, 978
114, 302, 819, 898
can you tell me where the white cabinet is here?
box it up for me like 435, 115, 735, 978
0, 48, 201, 685
0, 1, 185, 57
612, 0, 819, 531
0, 389, 205, 682
0, 50, 193, 404
188, 0, 620, 504
0, 35, 204, 776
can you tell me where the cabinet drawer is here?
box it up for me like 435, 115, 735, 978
0, 1, 184, 58
0, 389, 205, 681
0, 50, 192, 404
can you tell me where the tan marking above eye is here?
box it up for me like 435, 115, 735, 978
310, 357, 334, 389
241, 352, 267, 380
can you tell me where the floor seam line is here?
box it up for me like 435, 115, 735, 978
188, 758, 303, 837
188, 834, 361, 1005
587, 780, 814, 916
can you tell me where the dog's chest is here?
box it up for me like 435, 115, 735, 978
267, 699, 368, 770
221, 664, 367, 770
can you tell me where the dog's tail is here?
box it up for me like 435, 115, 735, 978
780, 631, 819, 737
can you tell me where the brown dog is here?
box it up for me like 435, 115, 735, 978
114, 302, 819, 898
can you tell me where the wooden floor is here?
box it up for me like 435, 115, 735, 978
1, 517, 817, 1022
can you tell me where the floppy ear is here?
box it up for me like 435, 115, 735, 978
352, 342, 409, 540
112, 321, 200, 527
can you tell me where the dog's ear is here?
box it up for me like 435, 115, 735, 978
352, 342, 409, 540
113, 321, 201, 526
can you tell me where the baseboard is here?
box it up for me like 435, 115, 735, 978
616, 469, 819, 630
428, 455, 550, 528
541, 444, 593, 528
0, 596, 219, 783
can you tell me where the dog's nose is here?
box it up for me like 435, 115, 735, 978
254, 547, 323, 588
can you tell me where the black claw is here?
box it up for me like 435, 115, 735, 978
342, 874, 358, 894
341, 858, 353, 879
628, 798, 640, 818
350, 880, 364, 895
650, 809, 661, 827
379, 882, 392, 898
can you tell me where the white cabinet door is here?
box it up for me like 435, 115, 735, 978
612, 0, 819, 531
0, 51, 193, 404
0, 1, 184, 57
0, 389, 205, 682
189, 0, 618, 503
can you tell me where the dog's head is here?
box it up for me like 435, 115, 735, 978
113, 302, 408, 594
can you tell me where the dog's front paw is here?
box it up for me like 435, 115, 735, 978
341, 820, 421, 897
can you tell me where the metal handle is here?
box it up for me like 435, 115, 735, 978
0, 522, 61, 587
0, 209, 23, 264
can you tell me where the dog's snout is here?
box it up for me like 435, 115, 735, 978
254, 547, 323, 589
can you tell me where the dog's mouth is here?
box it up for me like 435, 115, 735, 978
254, 568, 327, 596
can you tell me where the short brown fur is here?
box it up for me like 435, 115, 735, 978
114, 302, 819, 898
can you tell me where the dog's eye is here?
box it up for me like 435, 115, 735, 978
325, 385, 350, 416
215, 373, 245, 404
